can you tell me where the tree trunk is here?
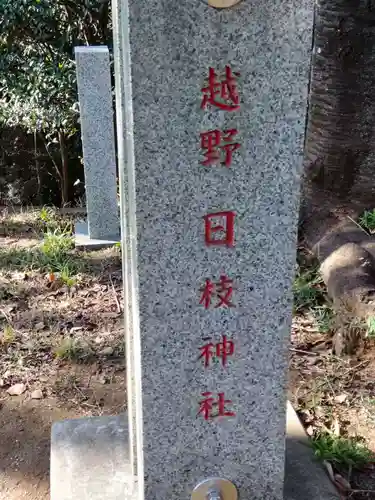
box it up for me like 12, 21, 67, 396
58, 129, 69, 206
33, 129, 42, 205
301, 0, 375, 351
302, 0, 375, 248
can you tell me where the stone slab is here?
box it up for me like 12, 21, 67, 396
50, 415, 134, 500
284, 402, 340, 500
118, 1, 314, 499
75, 46, 120, 241
50, 406, 339, 500
74, 220, 120, 250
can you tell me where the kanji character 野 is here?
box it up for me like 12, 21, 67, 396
200, 129, 240, 167
197, 392, 236, 420
203, 211, 236, 247
201, 66, 240, 111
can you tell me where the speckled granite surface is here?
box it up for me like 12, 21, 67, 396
75, 47, 119, 241
120, 1, 314, 498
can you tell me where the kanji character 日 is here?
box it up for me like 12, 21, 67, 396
204, 211, 236, 247
201, 66, 240, 111
200, 129, 240, 167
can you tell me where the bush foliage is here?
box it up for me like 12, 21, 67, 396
0, 0, 111, 205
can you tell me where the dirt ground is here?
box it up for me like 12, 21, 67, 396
290, 284, 375, 498
0, 212, 127, 500
1, 210, 375, 499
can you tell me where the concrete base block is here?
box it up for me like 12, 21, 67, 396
284, 402, 339, 500
74, 220, 120, 250
50, 414, 134, 500
50, 405, 339, 500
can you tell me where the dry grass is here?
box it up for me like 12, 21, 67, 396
291, 255, 375, 498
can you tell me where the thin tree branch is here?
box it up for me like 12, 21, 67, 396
40, 132, 63, 184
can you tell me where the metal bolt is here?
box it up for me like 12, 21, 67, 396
206, 488, 222, 500
192, 478, 237, 500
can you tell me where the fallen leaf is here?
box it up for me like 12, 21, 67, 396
315, 406, 324, 419
102, 312, 120, 319
334, 394, 348, 404
23, 341, 35, 350
333, 330, 344, 356
306, 425, 314, 436
299, 409, 313, 423
7, 383, 26, 396
35, 321, 45, 331
334, 474, 351, 492
332, 417, 340, 436
323, 460, 335, 483
12, 271, 28, 281
2, 305, 15, 314
99, 346, 114, 356
70, 326, 84, 333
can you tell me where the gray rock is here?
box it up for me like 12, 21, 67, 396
7, 383, 26, 396
30, 389, 44, 400
99, 346, 114, 356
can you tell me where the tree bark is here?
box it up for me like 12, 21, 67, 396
301, 0, 375, 348
301, 0, 375, 248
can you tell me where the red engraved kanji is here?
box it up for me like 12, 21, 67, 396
199, 278, 215, 309
216, 335, 234, 367
198, 339, 215, 367
199, 335, 235, 367
201, 66, 240, 111
200, 129, 240, 167
204, 211, 236, 247
197, 392, 236, 420
215, 275, 234, 308
199, 275, 235, 309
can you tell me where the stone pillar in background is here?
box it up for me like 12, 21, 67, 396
114, 1, 314, 499
74, 46, 119, 247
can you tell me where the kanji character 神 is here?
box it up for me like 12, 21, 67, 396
199, 335, 235, 367
203, 211, 236, 247
199, 275, 235, 309
201, 66, 240, 111
198, 392, 236, 420
200, 129, 240, 167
